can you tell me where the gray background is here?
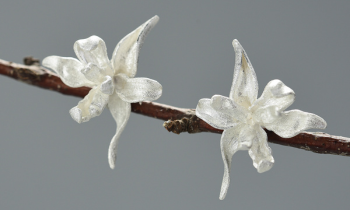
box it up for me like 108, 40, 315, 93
0, 0, 349, 209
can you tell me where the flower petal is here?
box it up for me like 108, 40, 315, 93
111, 15, 159, 78
42, 56, 94, 88
248, 126, 274, 173
73, 35, 114, 76
100, 75, 115, 95
69, 87, 109, 123
252, 80, 295, 124
237, 124, 256, 149
219, 124, 249, 200
89, 88, 110, 118
114, 74, 162, 103
264, 109, 327, 138
210, 95, 248, 123
108, 93, 131, 169
81, 63, 106, 83
196, 98, 237, 130
229, 39, 259, 109
69, 87, 97, 123
196, 95, 247, 130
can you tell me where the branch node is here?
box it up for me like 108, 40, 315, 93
17, 68, 42, 83
163, 115, 201, 134
23, 56, 40, 66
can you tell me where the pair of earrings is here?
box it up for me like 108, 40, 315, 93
42, 15, 327, 200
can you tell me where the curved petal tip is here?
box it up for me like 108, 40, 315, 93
232, 39, 239, 46
317, 116, 327, 129
108, 139, 117, 169
219, 177, 229, 200
151, 15, 160, 24
69, 106, 90, 123
108, 155, 116, 169
257, 159, 274, 173
69, 107, 82, 123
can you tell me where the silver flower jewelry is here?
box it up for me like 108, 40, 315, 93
195, 39, 327, 200
42, 16, 162, 169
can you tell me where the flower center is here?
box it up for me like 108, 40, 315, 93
246, 112, 255, 126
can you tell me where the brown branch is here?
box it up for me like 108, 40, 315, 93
1, 58, 350, 157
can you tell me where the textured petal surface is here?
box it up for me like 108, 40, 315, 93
100, 76, 115, 95
196, 98, 237, 130
111, 15, 159, 78
210, 95, 248, 123
114, 74, 162, 103
229, 39, 259, 109
42, 56, 94, 88
74, 35, 114, 76
220, 124, 249, 200
69, 87, 109, 123
248, 126, 274, 173
264, 109, 327, 138
108, 93, 131, 169
81, 63, 106, 84
69, 87, 97, 123
237, 124, 256, 149
89, 88, 110, 118
252, 79, 295, 124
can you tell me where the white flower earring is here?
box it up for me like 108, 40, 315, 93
43, 16, 162, 169
195, 39, 327, 200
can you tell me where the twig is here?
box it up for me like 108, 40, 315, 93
0, 58, 349, 157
